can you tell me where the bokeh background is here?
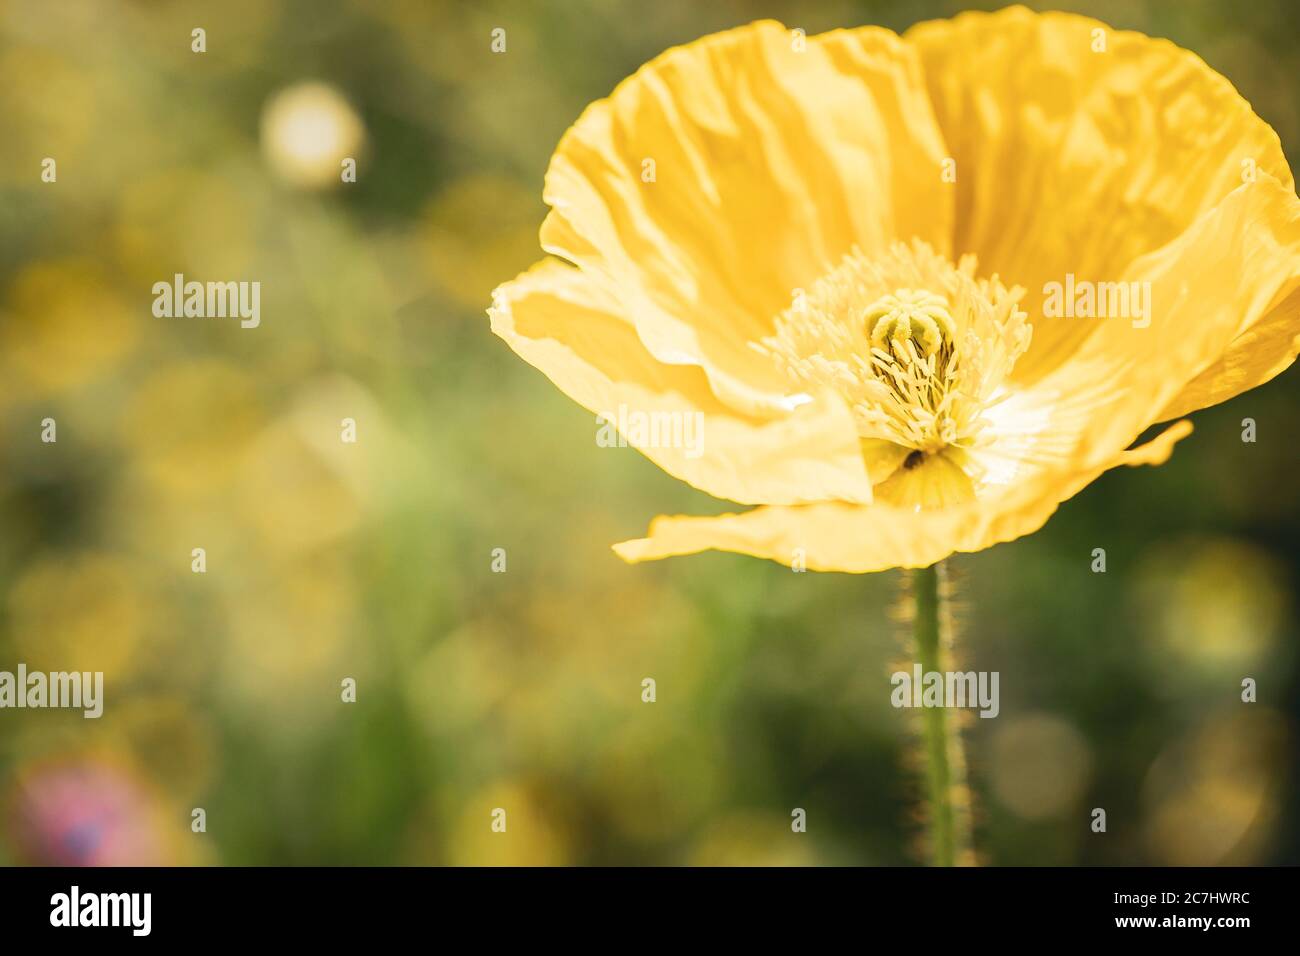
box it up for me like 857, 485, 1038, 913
0, 0, 1296, 866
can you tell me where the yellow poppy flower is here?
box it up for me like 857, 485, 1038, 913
490, 7, 1300, 573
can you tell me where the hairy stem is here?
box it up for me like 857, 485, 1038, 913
912, 562, 971, 866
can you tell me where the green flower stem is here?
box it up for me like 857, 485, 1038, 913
912, 562, 970, 866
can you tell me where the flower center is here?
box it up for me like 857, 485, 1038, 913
755, 240, 1032, 499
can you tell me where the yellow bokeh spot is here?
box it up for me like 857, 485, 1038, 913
1142, 709, 1287, 865
110, 696, 217, 803
423, 174, 544, 309
223, 553, 357, 709
114, 169, 256, 281
989, 713, 1093, 820
690, 812, 818, 866
9, 553, 151, 675
1135, 537, 1290, 675
118, 359, 265, 496
261, 82, 365, 189
236, 421, 361, 556
449, 783, 570, 866
1, 260, 138, 394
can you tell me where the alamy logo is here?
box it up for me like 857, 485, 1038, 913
596, 405, 704, 459
891, 664, 1000, 718
152, 273, 261, 328
0, 664, 103, 718
50, 886, 151, 936
1041, 274, 1151, 328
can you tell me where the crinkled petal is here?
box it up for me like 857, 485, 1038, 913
541, 19, 952, 416
613, 420, 1194, 571
983, 175, 1300, 488
1157, 284, 1300, 420
490, 259, 874, 505
906, 5, 1295, 384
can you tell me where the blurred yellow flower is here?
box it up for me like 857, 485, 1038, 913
0, 47, 97, 179
1, 259, 137, 394
489, 8, 1300, 572
9, 553, 153, 677
448, 783, 570, 866
118, 358, 264, 496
